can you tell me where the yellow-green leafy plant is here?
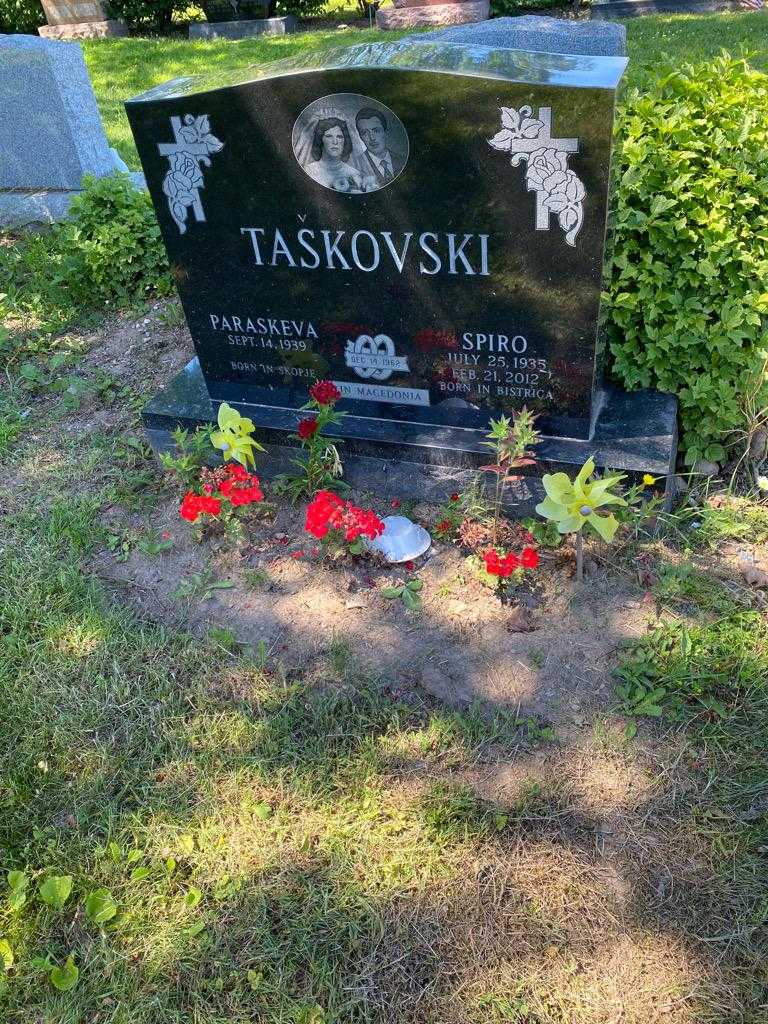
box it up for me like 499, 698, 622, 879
210, 402, 264, 469
535, 458, 626, 581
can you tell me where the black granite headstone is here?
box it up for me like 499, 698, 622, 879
129, 30, 677, 503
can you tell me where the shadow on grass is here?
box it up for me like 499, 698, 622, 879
2, 475, 768, 1022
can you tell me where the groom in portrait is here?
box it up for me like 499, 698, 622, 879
353, 107, 406, 185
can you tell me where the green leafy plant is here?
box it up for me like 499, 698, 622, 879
207, 625, 238, 651
480, 408, 539, 544
381, 578, 423, 612
102, 0, 178, 29
85, 888, 118, 925
60, 174, 174, 305
173, 571, 234, 603
535, 458, 626, 582
0, 0, 45, 32
38, 875, 73, 911
613, 615, 767, 736
607, 56, 768, 466
49, 955, 79, 992
7, 871, 28, 912
160, 427, 215, 490
210, 402, 264, 469
276, 381, 347, 502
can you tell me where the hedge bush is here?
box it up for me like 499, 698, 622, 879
58, 174, 174, 305
0, 0, 44, 32
607, 55, 768, 466
103, 0, 177, 29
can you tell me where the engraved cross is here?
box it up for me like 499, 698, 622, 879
506, 108, 579, 231
158, 116, 210, 224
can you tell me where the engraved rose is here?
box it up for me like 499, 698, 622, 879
162, 152, 202, 233
525, 147, 568, 190
541, 169, 586, 246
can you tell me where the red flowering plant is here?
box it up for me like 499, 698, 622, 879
178, 462, 265, 542
277, 380, 349, 502
304, 490, 384, 557
473, 543, 540, 593
429, 491, 464, 540
480, 408, 540, 543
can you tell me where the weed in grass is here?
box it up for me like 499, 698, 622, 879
616, 613, 768, 734
692, 498, 768, 547
207, 625, 238, 652
327, 635, 353, 678
173, 570, 234, 602
0, 408, 24, 456
46, 497, 102, 553
243, 567, 272, 590
652, 559, 747, 615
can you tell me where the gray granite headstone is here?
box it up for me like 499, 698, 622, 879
0, 34, 135, 227
418, 15, 626, 57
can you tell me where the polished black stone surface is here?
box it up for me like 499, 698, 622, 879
145, 358, 678, 509
127, 41, 627, 442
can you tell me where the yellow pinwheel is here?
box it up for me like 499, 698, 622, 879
535, 457, 626, 543
210, 402, 264, 469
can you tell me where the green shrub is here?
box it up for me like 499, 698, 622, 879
103, 0, 177, 29
59, 173, 174, 305
490, 0, 559, 15
608, 55, 768, 466
273, 0, 326, 16
0, 0, 44, 32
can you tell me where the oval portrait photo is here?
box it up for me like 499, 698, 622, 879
292, 93, 409, 194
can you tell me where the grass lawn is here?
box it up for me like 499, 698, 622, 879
81, 10, 768, 168
2, 10, 768, 1023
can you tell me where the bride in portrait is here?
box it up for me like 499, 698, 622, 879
304, 117, 366, 193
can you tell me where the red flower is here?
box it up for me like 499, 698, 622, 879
449, 493, 460, 503
291, 550, 304, 559
404, 560, 415, 571
483, 546, 539, 578
216, 465, 264, 507
304, 491, 384, 544
226, 463, 249, 482
435, 519, 452, 534
390, 499, 401, 509
521, 546, 539, 569
483, 549, 520, 578
297, 417, 319, 440
309, 380, 341, 406
179, 491, 221, 523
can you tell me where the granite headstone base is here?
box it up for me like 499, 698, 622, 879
376, 0, 489, 29
39, 19, 129, 37
143, 359, 678, 512
189, 15, 296, 38
0, 168, 145, 229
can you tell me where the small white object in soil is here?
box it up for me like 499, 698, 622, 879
365, 515, 431, 563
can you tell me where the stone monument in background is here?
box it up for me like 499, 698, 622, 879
38, 0, 128, 39
0, 35, 139, 227
376, 0, 488, 31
